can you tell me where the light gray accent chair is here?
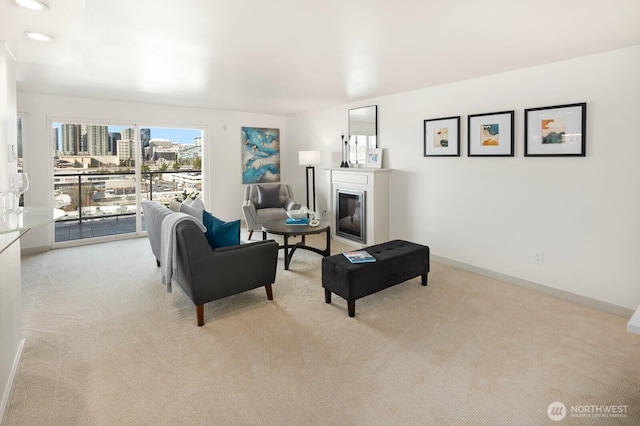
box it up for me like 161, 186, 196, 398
242, 183, 300, 240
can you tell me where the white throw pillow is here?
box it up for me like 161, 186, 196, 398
180, 197, 205, 222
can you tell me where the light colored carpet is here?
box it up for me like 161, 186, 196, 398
5, 232, 640, 425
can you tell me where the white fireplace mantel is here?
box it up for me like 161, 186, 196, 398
327, 167, 390, 248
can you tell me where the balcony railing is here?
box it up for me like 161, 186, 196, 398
54, 169, 202, 224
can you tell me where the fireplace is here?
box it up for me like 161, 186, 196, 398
335, 189, 365, 243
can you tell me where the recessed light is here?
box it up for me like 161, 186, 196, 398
16, 0, 48, 11
25, 31, 54, 42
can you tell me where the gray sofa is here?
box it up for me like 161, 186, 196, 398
141, 200, 175, 266
242, 183, 300, 239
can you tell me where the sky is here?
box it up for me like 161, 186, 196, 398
52, 123, 202, 145
140, 127, 202, 144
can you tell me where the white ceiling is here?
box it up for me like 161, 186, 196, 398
1, 0, 639, 115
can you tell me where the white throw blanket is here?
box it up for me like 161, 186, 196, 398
160, 212, 206, 292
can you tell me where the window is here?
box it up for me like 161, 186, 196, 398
52, 121, 203, 243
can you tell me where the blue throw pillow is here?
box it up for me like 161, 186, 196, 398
202, 210, 240, 249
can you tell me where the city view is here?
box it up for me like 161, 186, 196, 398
52, 123, 203, 241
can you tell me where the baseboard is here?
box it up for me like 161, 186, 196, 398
20, 245, 49, 256
331, 234, 364, 249
0, 338, 25, 426
431, 254, 634, 319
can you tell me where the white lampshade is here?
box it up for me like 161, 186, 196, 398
298, 150, 321, 166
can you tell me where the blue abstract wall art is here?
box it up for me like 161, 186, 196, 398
242, 127, 280, 184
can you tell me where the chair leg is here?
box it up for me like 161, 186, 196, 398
197, 304, 204, 326
248, 230, 253, 240
265, 283, 273, 300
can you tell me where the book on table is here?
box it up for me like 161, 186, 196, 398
286, 217, 309, 225
343, 250, 376, 263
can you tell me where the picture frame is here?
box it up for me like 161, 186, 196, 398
423, 116, 460, 157
241, 127, 280, 183
467, 110, 514, 157
364, 148, 383, 168
524, 103, 586, 156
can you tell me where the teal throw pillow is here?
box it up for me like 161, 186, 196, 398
202, 210, 240, 249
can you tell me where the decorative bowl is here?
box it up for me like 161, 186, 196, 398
287, 209, 307, 220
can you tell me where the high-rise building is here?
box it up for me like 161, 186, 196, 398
61, 124, 82, 155
83, 125, 109, 156
141, 128, 151, 159
121, 128, 135, 140
117, 139, 135, 165
52, 126, 59, 152
109, 132, 121, 155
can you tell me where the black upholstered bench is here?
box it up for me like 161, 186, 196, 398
322, 240, 430, 317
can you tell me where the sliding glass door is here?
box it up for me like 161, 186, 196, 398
51, 121, 203, 244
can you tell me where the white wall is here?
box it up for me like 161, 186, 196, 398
286, 46, 640, 312
0, 43, 24, 424
15, 46, 640, 313
17, 94, 287, 250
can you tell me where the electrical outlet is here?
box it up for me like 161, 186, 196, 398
534, 251, 544, 265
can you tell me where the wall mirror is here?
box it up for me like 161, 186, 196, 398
348, 105, 377, 165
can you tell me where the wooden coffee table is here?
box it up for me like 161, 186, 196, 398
261, 219, 331, 270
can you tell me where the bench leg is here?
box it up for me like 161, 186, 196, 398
324, 288, 331, 303
348, 300, 355, 317
422, 273, 428, 286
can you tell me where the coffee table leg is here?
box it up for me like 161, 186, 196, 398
284, 235, 290, 270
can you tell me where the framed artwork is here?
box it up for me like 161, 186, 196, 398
241, 127, 280, 183
524, 103, 586, 156
365, 148, 383, 168
423, 116, 460, 157
467, 110, 514, 157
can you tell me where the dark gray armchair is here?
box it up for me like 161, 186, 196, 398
173, 220, 279, 326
